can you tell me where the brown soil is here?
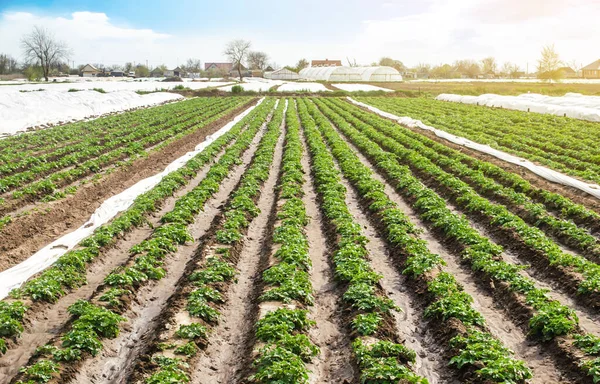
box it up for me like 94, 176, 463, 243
328, 117, 572, 383
0, 99, 256, 272
336, 162, 454, 383
68, 122, 268, 384
401, 124, 600, 216
189, 116, 286, 384
299, 133, 357, 384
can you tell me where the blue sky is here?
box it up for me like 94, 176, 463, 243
0, 0, 597, 70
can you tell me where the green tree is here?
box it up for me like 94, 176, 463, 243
135, 64, 150, 78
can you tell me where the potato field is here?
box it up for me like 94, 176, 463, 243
1, 96, 600, 384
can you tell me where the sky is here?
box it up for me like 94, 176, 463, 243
0, 0, 598, 71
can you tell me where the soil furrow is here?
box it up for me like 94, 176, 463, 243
0, 99, 256, 272
299, 132, 356, 384
189, 119, 286, 384
330, 121, 567, 383
68, 122, 269, 384
333, 158, 453, 384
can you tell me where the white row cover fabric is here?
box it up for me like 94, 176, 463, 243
333, 84, 394, 92
0, 98, 265, 299
0, 90, 183, 136
436, 93, 600, 122
347, 97, 600, 200
299, 66, 402, 82
277, 82, 330, 92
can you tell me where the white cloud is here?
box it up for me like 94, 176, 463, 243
0, 2, 597, 71
353, 0, 600, 69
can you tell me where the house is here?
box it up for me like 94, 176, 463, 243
582, 60, 600, 79
110, 71, 124, 77
164, 66, 184, 77
150, 67, 164, 77
311, 59, 342, 67
558, 66, 578, 79
205, 63, 233, 72
229, 63, 250, 78
402, 71, 417, 79
81, 64, 101, 77
264, 65, 275, 72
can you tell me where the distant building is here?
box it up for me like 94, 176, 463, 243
110, 71, 124, 77
164, 66, 184, 77
266, 68, 299, 80
229, 63, 250, 78
558, 66, 578, 79
311, 59, 342, 67
582, 60, 600, 79
264, 65, 275, 72
402, 71, 417, 79
205, 62, 233, 72
150, 67, 164, 77
81, 64, 101, 77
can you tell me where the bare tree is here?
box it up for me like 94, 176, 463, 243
537, 44, 563, 81
0, 54, 19, 75
481, 56, 497, 75
224, 39, 251, 81
501, 62, 521, 78
346, 57, 358, 67
247, 51, 269, 70
21, 26, 70, 81
184, 58, 202, 76
454, 59, 481, 78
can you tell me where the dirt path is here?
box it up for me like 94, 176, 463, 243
0, 100, 256, 272
329, 122, 568, 383
189, 120, 286, 384
299, 130, 356, 384
334, 159, 453, 383
68, 122, 269, 384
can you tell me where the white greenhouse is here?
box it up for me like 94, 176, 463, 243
265, 68, 300, 80
299, 66, 402, 82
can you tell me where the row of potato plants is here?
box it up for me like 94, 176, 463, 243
0, 98, 246, 203
334, 100, 600, 301
0, 95, 206, 161
247, 100, 319, 383
140, 100, 286, 384
327, 98, 600, 259
0, 97, 238, 178
298, 98, 428, 384
0, 98, 273, 358
357, 97, 600, 184
306, 98, 532, 383
315, 98, 600, 383
13, 99, 278, 384
352, 98, 600, 233
373, 97, 600, 165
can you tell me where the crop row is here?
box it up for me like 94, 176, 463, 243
0, 97, 238, 177
356, 97, 600, 184
332, 99, 600, 304
0, 96, 220, 161
305, 98, 532, 383
298, 98, 428, 384
246, 100, 319, 383
0, 98, 247, 205
0, 98, 274, 361
327, 99, 600, 259
140, 99, 285, 384
12, 99, 278, 384
314, 97, 600, 383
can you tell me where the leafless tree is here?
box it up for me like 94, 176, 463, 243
378, 57, 406, 72
481, 56, 497, 75
537, 44, 563, 81
346, 57, 358, 67
0, 54, 19, 75
21, 26, 70, 81
224, 39, 251, 81
247, 51, 269, 70
184, 58, 202, 76
501, 62, 521, 78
